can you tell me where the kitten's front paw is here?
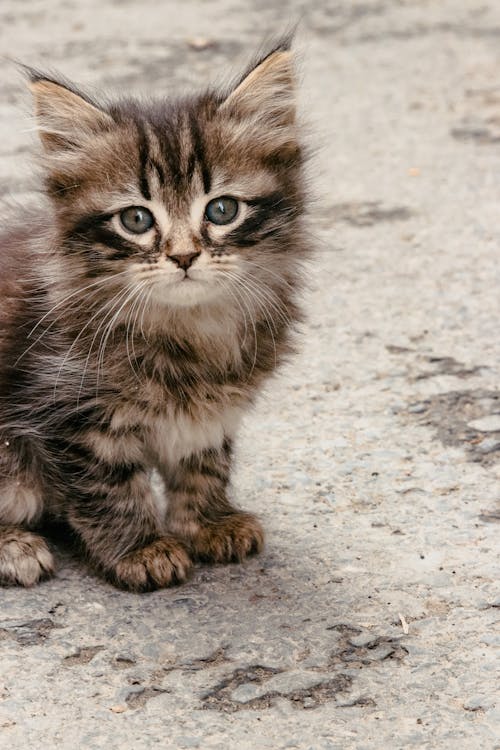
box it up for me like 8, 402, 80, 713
191, 512, 264, 564
111, 537, 192, 592
0, 528, 55, 587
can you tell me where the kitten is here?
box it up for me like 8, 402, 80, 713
0, 38, 309, 591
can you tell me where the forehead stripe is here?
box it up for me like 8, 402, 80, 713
136, 119, 152, 202
189, 113, 211, 194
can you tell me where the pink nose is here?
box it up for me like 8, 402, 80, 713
167, 251, 201, 270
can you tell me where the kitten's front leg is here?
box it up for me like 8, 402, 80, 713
65, 440, 192, 590
163, 440, 264, 564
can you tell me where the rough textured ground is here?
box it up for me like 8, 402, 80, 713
0, 1, 499, 748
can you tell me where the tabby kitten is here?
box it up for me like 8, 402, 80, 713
0, 38, 309, 591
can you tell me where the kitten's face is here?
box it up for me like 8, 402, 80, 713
30, 44, 306, 317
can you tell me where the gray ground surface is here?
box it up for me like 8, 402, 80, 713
1, 1, 499, 748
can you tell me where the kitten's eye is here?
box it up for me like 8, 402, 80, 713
119, 206, 154, 234
205, 196, 239, 225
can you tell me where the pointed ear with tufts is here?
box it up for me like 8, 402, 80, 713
27, 71, 114, 153
220, 40, 296, 128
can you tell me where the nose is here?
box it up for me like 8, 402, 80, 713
167, 251, 200, 271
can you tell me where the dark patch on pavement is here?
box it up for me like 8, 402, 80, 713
0, 618, 58, 646
307, 2, 387, 36
63, 645, 105, 666
318, 628, 408, 671
413, 355, 484, 380
113, 654, 137, 668
201, 628, 407, 712
125, 685, 169, 709
329, 634, 409, 668
346, 23, 500, 45
386, 347, 485, 380
201, 664, 352, 712
407, 389, 500, 466
181, 646, 230, 672
451, 124, 500, 144
478, 509, 500, 523
326, 623, 362, 635
386, 344, 415, 354
329, 201, 413, 227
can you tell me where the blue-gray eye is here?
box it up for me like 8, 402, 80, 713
205, 196, 239, 225
120, 206, 154, 234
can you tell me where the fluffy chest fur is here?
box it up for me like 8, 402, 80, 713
94, 323, 252, 466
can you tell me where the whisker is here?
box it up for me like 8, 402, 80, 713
230, 275, 279, 368
216, 270, 259, 375
219, 268, 291, 330
95, 283, 143, 390
242, 258, 296, 291
17, 270, 132, 365
29, 270, 131, 337
125, 281, 150, 381
214, 274, 249, 345
138, 286, 154, 340
55, 283, 134, 402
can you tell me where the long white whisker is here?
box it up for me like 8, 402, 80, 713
125, 281, 150, 381
229, 274, 279, 368
96, 283, 144, 390
217, 270, 259, 375
55, 284, 133, 401
76, 282, 147, 403
214, 274, 249, 345
17, 271, 132, 365
139, 286, 154, 340
29, 270, 131, 337
218, 268, 290, 330
242, 259, 295, 290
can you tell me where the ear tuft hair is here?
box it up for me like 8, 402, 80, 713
220, 36, 296, 127
23, 67, 113, 153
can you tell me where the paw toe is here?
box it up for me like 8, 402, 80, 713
112, 537, 193, 592
0, 530, 55, 587
193, 512, 264, 564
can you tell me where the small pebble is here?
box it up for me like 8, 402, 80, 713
109, 705, 127, 714
468, 415, 500, 432
186, 37, 216, 51
302, 696, 316, 708
408, 403, 427, 414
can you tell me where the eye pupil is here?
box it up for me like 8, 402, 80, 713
120, 206, 154, 234
205, 196, 239, 225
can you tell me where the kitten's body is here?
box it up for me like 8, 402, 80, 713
0, 40, 309, 590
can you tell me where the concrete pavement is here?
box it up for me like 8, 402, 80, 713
0, 1, 499, 747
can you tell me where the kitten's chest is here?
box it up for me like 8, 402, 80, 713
110, 360, 246, 465
109, 385, 243, 465
145, 403, 243, 465
105, 326, 249, 463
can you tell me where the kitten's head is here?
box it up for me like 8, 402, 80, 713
28, 38, 308, 319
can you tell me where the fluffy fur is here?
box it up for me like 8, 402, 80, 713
0, 38, 310, 590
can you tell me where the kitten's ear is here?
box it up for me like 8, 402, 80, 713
220, 40, 296, 127
26, 70, 113, 152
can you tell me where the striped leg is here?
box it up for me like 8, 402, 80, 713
163, 440, 264, 563
65, 447, 192, 591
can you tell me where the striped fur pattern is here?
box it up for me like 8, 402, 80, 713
0, 39, 309, 590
